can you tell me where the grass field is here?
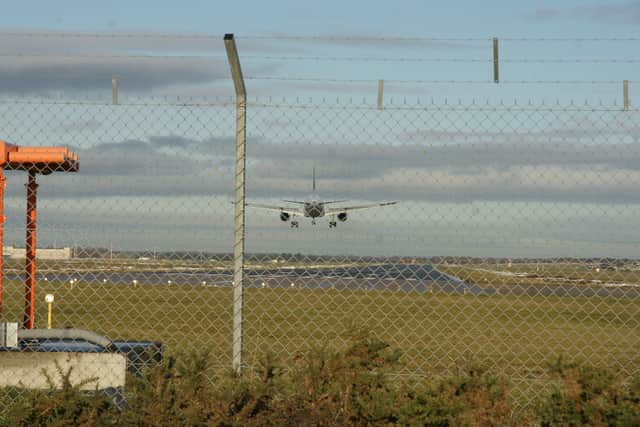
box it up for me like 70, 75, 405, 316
436, 262, 640, 288
1, 263, 639, 405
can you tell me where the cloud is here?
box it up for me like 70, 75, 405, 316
531, 2, 640, 24
0, 56, 225, 94
2, 135, 236, 197
2, 98, 639, 206
0, 104, 637, 256
5, 132, 637, 205
0, 30, 280, 94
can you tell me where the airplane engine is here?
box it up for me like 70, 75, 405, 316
280, 212, 290, 222
337, 212, 348, 222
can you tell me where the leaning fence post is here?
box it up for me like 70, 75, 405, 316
224, 33, 247, 374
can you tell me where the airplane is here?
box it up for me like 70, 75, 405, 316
246, 168, 396, 228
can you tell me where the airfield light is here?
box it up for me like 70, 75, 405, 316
44, 294, 54, 329
132, 279, 138, 287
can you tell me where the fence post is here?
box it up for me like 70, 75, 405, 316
377, 80, 384, 110
224, 33, 247, 374
493, 37, 499, 83
111, 75, 119, 105
624, 80, 629, 111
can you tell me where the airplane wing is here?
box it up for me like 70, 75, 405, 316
325, 201, 397, 215
245, 203, 304, 216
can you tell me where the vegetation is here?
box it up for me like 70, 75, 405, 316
436, 261, 640, 288
1, 266, 639, 407
1, 334, 638, 426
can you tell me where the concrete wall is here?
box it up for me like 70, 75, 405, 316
2, 246, 72, 260
0, 352, 126, 390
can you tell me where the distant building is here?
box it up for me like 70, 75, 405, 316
2, 246, 72, 260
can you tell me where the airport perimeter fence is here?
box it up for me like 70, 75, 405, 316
0, 94, 639, 410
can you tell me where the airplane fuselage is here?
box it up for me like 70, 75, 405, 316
304, 201, 325, 218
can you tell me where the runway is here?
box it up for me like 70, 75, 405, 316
11, 263, 640, 298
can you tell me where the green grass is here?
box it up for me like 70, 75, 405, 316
437, 262, 640, 287
1, 258, 372, 274
1, 269, 639, 405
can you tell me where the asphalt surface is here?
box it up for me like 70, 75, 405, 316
8, 263, 640, 298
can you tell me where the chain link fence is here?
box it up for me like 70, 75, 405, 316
0, 95, 639, 408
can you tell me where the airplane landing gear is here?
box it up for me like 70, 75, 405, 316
329, 221, 337, 228
291, 221, 299, 228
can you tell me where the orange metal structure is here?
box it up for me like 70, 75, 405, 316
0, 141, 78, 329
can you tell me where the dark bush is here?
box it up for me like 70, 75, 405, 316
4, 362, 118, 426
538, 356, 640, 427
2, 338, 639, 426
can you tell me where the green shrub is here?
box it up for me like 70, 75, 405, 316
121, 348, 216, 425
1, 337, 638, 426
538, 356, 640, 426
4, 362, 118, 426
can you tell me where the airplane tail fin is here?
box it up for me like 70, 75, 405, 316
312, 166, 316, 194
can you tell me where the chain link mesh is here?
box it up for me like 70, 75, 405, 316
0, 96, 638, 409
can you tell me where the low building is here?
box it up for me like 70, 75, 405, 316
3, 246, 72, 260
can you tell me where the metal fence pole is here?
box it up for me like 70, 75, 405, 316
23, 172, 38, 329
377, 80, 384, 110
624, 80, 629, 111
224, 33, 247, 374
493, 37, 499, 83
112, 75, 119, 105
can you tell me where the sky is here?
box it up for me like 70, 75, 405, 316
1, 1, 639, 37
0, 1, 639, 258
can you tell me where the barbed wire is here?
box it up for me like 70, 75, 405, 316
242, 35, 640, 42
2, 31, 640, 42
246, 76, 635, 84
0, 31, 218, 39
3, 53, 637, 64
0, 53, 222, 60
240, 55, 640, 63
0, 95, 236, 107
0, 95, 633, 111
